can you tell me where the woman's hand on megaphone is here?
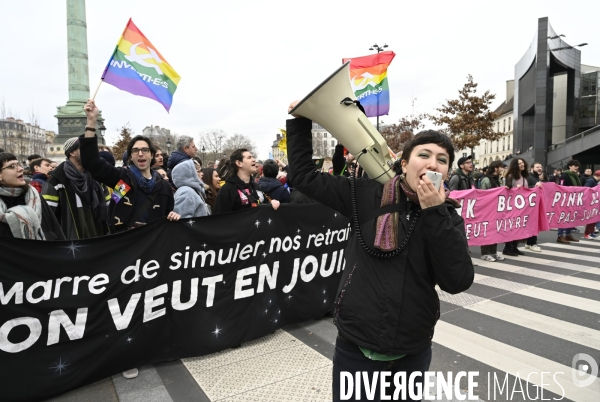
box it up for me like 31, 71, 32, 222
288, 100, 300, 117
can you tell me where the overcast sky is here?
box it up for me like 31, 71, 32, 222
2, 0, 599, 159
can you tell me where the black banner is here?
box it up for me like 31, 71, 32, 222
0, 204, 349, 401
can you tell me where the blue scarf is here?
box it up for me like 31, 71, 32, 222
128, 164, 157, 194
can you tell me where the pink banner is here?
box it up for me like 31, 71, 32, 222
449, 183, 600, 245
449, 187, 548, 246
541, 182, 600, 229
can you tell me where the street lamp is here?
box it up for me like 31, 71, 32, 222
547, 34, 565, 40
202, 145, 206, 164
166, 137, 172, 156
552, 43, 587, 51
98, 121, 106, 143
368, 43, 389, 131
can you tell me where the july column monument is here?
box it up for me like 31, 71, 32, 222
55, 0, 105, 150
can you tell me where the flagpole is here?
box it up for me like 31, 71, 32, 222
91, 79, 103, 101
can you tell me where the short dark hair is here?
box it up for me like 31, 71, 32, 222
193, 156, 203, 167
27, 154, 42, 162
262, 159, 279, 178
399, 130, 455, 168
126, 135, 156, 166
0, 152, 18, 167
227, 148, 250, 177
486, 160, 503, 175
29, 158, 52, 171
566, 159, 580, 168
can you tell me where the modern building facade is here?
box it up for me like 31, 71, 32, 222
513, 17, 591, 169
311, 123, 336, 158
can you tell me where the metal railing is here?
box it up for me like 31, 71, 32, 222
547, 124, 600, 151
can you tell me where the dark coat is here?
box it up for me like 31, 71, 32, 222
167, 150, 191, 171
448, 168, 474, 191
257, 176, 290, 203
42, 162, 109, 240
80, 135, 174, 233
287, 117, 474, 355
214, 175, 263, 214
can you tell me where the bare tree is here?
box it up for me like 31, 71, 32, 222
380, 113, 427, 155
223, 133, 256, 158
199, 130, 228, 163
111, 124, 133, 162
427, 75, 500, 155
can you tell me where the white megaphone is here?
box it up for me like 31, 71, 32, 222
289, 61, 396, 184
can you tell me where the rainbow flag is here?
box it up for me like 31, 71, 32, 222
342, 51, 395, 117
101, 19, 181, 112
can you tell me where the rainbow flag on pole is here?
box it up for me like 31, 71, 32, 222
101, 19, 181, 112
342, 51, 395, 117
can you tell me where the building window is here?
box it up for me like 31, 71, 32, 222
463, 152, 467, 157
497, 122, 500, 132
503, 119, 506, 132
331, 141, 335, 147
503, 137, 505, 151
508, 117, 511, 131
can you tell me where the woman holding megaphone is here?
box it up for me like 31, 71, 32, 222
286, 101, 474, 401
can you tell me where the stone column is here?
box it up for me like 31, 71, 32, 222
54, 0, 104, 156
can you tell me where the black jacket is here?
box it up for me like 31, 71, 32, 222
42, 162, 109, 239
287, 117, 474, 355
257, 177, 290, 203
80, 135, 174, 233
214, 175, 263, 214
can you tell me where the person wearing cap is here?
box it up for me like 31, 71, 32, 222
41, 137, 110, 239
448, 155, 475, 191
583, 170, 600, 239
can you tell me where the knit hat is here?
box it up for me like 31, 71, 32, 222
594, 170, 600, 177
63, 137, 80, 157
457, 155, 473, 167
99, 150, 116, 166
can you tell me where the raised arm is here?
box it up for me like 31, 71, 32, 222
80, 99, 121, 187
286, 115, 352, 217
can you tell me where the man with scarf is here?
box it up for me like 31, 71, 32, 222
42, 137, 110, 239
557, 159, 582, 243
79, 100, 179, 236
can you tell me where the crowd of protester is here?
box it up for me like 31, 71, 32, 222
0, 98, 598, 394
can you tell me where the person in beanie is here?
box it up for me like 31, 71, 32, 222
41, 137, 110, 239
448, 155, 475, 191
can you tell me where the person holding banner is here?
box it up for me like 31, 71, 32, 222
286, 102, 474, 402
80, 99, 180, 234
214, 149, 280, 214
583, 170, 600, 239
557, 160, 582, 244
0, 152, 65, 240
478, 161, 506, 261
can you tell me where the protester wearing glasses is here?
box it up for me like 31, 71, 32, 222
0, 153, 64, 240
448, 155, 475, 191
79, 99, 180, 236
